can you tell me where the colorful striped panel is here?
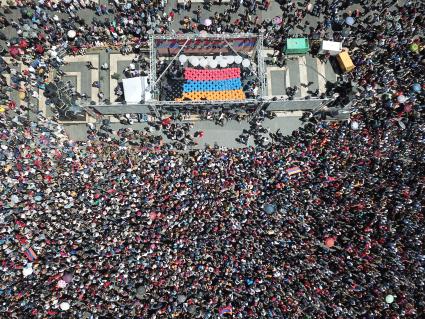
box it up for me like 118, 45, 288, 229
176, 89, 246, 101
183, 79, 242, 92
184, 68, 241, 81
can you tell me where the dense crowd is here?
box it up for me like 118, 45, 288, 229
1, 0, 425, 318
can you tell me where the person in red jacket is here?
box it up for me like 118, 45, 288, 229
168, 11, 175, 22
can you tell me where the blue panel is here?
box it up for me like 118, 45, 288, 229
183, 79, 242, 92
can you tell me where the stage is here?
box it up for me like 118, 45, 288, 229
147, 33, 267, 106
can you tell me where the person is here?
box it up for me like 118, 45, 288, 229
194, 130, 204, 138
168, 10, 175, 22
250, 0, 257, 14
86, 61, 97, 70
195, 5, 201, 23
183, 16, 190, 31
111, 72, 121, 80
205, 0, 211, 11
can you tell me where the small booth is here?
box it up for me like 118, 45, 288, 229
284, 38, 310, 55
336, 51, 355, 72
319, 40, 342, 56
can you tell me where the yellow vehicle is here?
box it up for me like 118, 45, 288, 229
336, 51, 355, 72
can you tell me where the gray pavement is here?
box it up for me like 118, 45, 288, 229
98, 50, 111, 101
63, 113, 304, 149
268, 55, 337, 97
188, 115, 303, 149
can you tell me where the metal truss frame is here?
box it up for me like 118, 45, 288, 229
148, 33, 265, 106
256, 32, 267, 99
150, 38, 190, 90
146, 98, 259, 106
145, 97, 329, 107
263, 97, 329, 103
149, 36, 157, 99
148, 36, 161, 118
151, 33, 259, 40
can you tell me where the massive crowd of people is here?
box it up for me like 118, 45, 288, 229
1, 0, 425, 318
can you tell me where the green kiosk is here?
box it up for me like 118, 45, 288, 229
284, 38, 310, 55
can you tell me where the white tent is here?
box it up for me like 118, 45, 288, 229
122, 76, 152, 104
319, 40, 342, 55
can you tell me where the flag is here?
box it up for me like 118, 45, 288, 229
219, 305, 233, 316
176, 68, 246, 102
23, 247, 37, 262
286, 166, 302, 176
